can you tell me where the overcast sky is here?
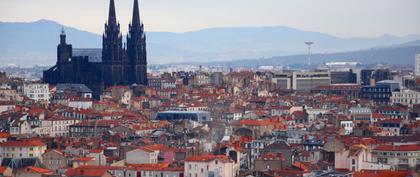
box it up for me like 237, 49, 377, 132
1, 0, 419, 37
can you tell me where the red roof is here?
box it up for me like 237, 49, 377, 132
237, 119, 273, 126
313, 84, 361, 91
374, 144, 420, 151
0, 140, 45, 147
89, 148, 103, 154
74, 157, 95, 162
185, 155, 229, 163
126, 163, 169, 170
0, 166, 7, 174
142, 144, 171, 151
25, 166, 53, 175
66, 166, 109, 177
0, 132, 10, 139
354, 170, 409, 177
376, 118, 403, 124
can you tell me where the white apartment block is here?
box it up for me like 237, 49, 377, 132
185, 155, 237, 177
0, 140, 47, 159
23, 83, 50, 103
391, 89, 420, 107
292, 71, 331, 91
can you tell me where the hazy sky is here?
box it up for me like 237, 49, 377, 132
1, 0, 419, 37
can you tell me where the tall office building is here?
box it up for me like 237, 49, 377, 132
292, 71, 331, 91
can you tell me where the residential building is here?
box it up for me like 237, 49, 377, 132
9, 120, 31, 135
372, 144, 420, 170
184, 155, 236, 177
41, 149, 68, 174
23, 83, 50, 103
391, 89, 420, 107
361, 80, 400, 104
148, 77, 176, 90
0, 140, 47, 159
126, 147, 158, 164
43, 117, 79, 137
349, 107, 372, 125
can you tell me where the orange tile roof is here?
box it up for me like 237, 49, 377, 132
142, 144, 170, 151
185, 155, 229, 163
136, 146, 156, 153
89, 148, 103, 154
25, 166, 53, 175
237, 119, 273, 126
0, 140, 45, 147
0, 166, 7, 174
74, 157, 95, 162
66, 167, 109, 177
354, 170, 409, 177
292, 161, 309, 172
0, 132, 10, 139
126, 163, 169, 170
374, 144, 420, 151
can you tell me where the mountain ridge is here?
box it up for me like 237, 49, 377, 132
1, 19, 420, 66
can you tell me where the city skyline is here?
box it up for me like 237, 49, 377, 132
1, 0, 419, 37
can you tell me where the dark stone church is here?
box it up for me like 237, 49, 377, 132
43, 0, 147, 94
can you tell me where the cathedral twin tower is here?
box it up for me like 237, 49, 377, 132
44, 0, 148, 93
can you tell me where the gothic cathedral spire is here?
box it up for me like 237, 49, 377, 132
108, 0, 117, 27
103, 0, 123, 63
127, 0, 147, 85
132, 0, 141, 28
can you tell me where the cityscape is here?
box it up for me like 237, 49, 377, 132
0, 0, 420, 177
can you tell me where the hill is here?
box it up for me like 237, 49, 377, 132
1, 19, 419, 66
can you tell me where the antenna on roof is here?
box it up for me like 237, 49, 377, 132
305, 42, 314, 66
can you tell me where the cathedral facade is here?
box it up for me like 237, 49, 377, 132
43, 0, 147, 94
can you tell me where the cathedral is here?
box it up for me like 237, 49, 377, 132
43, 0, 148, 94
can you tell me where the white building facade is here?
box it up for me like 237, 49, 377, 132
23, 83, 50, 103
391, 89, 420, 108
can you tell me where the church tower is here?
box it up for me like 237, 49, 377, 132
127, 0, 148, 85
57, 28, 72, 83
102, 0, 125, 85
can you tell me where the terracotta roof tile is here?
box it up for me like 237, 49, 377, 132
0, 140, 45, 147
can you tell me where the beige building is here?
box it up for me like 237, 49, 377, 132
372, 144, 420, 170
42, 117, 79, 137
88, 149, 107, 166
185, 155, 237, 177
391, 89, 420, 108
292, 71, 331, 91
9, 120, 32, 135
126, 147, 158, 164
335, 145, 371, 171
0, 140, 47, 159
42, 149, 68, 174
23, 83, 50, 103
